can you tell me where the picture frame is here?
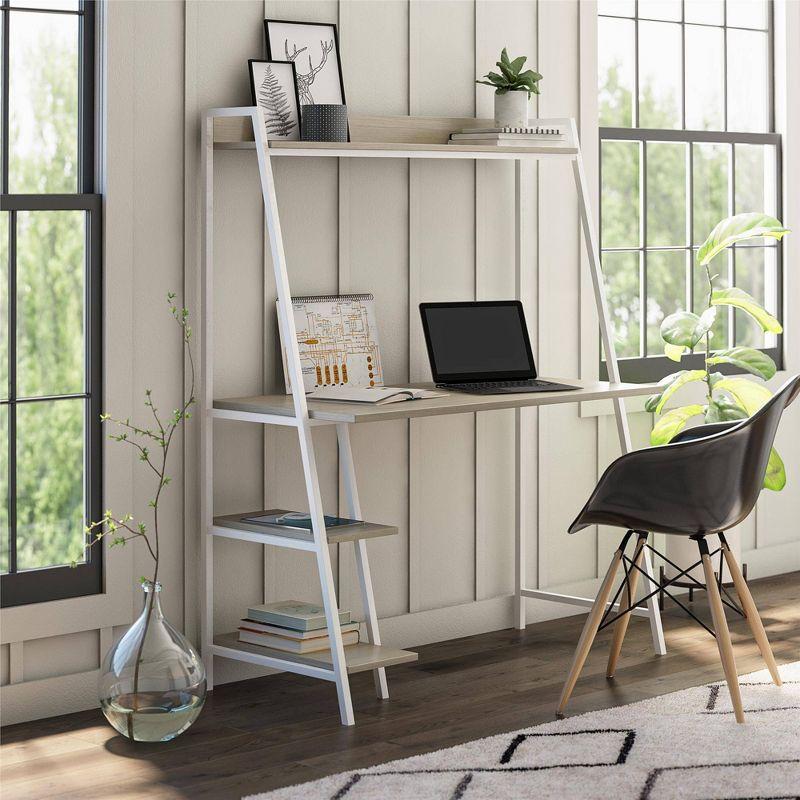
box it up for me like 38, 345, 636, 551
248, 59, 301, 141
264, 19, 346, 107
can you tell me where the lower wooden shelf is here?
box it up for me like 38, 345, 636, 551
212, 632, 418, 677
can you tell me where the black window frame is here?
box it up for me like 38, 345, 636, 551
1, 0, 102, 607
598, 0, 783, 384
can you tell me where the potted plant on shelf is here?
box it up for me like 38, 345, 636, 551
476, 47, 542, 128
77, 293, 205, 743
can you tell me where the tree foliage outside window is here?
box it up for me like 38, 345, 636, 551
2, 2, 101, 605
597, 1, 780, 381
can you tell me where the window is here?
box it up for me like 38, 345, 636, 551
598, 0, 782, 382
1, 1, 101, 606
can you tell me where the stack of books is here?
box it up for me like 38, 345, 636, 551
238, 600, 359, 654
449, 125, 566, 147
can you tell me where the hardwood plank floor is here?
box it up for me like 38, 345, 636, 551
1, 571, 798, 800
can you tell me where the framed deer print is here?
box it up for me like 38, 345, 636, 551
248, 60, 301, 141
264, 19, 346, 107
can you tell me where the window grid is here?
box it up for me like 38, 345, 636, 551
598, 0, 782, 383
1, 1, 102, 606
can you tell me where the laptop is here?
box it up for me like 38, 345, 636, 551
419, 301, 579, 394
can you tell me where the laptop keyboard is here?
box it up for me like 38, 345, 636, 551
443, 379, 553, 391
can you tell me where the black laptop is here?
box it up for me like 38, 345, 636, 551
419, 301, 579, 394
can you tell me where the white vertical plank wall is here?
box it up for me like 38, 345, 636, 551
2, 0, 798, 723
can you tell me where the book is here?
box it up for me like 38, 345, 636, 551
242, 511, 364, 531
450, 132, 565, 141
279, 293, 384, 394
307, 386, 445, 404
239, 618, 361, 640
452, 125, 565, 135
246, 600, 351, 631
238, 627, 359, 653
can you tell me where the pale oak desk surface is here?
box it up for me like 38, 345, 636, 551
213, 378, 658, 425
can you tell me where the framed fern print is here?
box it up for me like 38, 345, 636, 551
248, 59, 301, 141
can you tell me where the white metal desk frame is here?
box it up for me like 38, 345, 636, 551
200, 107, 667, 727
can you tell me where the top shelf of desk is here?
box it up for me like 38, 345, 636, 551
211, 111, 579, 160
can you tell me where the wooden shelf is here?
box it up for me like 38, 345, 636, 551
212, 632, 418, 675
212, 112, 578, 159
212, 510, 398, 549
213, 379, 659, 425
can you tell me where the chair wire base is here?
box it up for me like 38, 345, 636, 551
596, 532, 746, 639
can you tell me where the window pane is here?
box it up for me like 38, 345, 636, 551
726, 0, 768, 29
598, 0, 635, 15
647, 250, 687, 354
726, 29, 768, 132
646, 142, 687, 246
16, 210, 85, 398
0, 213, 7, 400
693, 251, 730, 347
685, 0, 724, 24
734, 247, 768, 348
8, 10, 79, 193
0, 405, 7, 574
638, 0, 681, 20
693, 142, 730, 246
599, 16, 635, 127
639, 21, 682, 128
603, 251, 641, 358
685, 25, 724, 130
601, 141, 640, 247
735, 143, 776, 216
16, 398, 85, 570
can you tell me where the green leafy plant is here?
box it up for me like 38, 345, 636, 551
73, 293, 195, 739
647, 212, 789, 490
476, 47, 542, 97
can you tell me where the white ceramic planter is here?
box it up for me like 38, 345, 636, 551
494, 90, 529, 128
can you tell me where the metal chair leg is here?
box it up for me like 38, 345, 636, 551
719, 533, 782, 687
698, 537, 745, 723
607, 532, 648, 678
557, 532, 629, 716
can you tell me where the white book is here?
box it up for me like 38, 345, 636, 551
450, 132, 565, 141
307, 386, 446, 404
454, 126, 564, 135
238, 628, 360, 654
239, 618, 360, 640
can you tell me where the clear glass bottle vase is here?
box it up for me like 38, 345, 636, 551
99, 581, 206, 742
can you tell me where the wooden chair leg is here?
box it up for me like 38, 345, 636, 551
699, 540, 745, 723
557, 538, 626, 716
606, 533, 647, 678
720, 534, 782, 687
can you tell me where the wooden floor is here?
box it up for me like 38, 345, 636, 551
2, 571, 798, 800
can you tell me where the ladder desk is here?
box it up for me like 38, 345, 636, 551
201, 108, 667, 727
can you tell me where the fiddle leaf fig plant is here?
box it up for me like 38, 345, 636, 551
647, 212, 789, 491
476, 47, 542, 97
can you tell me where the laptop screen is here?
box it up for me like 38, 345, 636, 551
419, 301, 536, 382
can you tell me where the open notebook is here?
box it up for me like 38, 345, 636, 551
307, 386, 445, 405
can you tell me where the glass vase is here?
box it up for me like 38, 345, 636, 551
99, 581, 206, 742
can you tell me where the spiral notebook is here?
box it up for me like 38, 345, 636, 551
279, 294, 384, 394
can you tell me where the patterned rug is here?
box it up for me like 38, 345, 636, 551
247, 661, 800, 800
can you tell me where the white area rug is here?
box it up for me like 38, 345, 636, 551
247, 661, 800, 800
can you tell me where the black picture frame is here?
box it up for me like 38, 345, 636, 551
264, 19, 347, 107
248, 59, 302, 141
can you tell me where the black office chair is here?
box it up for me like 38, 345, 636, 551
558, 374, 800, 723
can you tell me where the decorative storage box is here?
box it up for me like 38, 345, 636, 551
301, 104, 348, 142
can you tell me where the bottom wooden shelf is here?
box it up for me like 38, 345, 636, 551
212, 632, 418, 677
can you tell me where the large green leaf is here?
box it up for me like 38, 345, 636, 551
644, 371, 685, 413
654, 369, 707, 414
764, 448, 786, 491
660, 307, 717, 348
705, 395, 748, 423
664, 343, 686, 362
714, 377, 773, 415
706, 347, 777, 380
650, 404, 705, 446
711, 287, 783, 334
509, 55, 526, 74
697, 212, 789, 265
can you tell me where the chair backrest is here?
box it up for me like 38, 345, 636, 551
669, 374, 800, 530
